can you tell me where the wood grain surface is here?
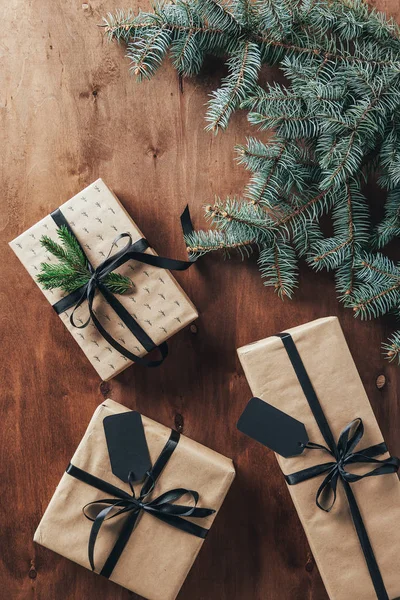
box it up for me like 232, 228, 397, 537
1, 1, 400, 598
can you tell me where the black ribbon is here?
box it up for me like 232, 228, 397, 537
50, 207, 196, 367
277, 332, 399, 600
286, 418, 399, 512
180, 205, 195, 238
66, 429, 215, 578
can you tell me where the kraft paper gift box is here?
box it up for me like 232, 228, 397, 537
237, 316, 400, 600
34, 399, 235, 600
9, 179, 198, 380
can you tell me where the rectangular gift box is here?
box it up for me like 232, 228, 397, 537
34, 399, 235, 600
237, 317, 400, 600
9, 179, 198, 380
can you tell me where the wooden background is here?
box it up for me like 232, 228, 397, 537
2, 0, 400, 598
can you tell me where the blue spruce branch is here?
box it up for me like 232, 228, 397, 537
104, 0, 400, 362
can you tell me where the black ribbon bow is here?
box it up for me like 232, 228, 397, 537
286, 418, 399, 512
51, 207, 195, 367
83, 470, 215, 573
66, 429, 215, 579
277, 332, 399, 600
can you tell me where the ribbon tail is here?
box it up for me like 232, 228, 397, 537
180, 205, 195, 238
90, 284, 169, 367
315, 470, 339, 512
337, 418, 364, 456
343, 458, 400, 482
347, 442, 389, 460
88, 505, 118, 572
285, 462, 336, 486
147, 510, 210, 539
69, 286, 91, 329
148, 488, 215, 517
53, 284, 89, 315
342, 481, 389, 600
99, 510, 141, 579
147, 503, 215, 518
113, 250, 194, 271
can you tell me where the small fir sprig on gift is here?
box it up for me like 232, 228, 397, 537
37, 226, 133, 294
104, 0, 400, 362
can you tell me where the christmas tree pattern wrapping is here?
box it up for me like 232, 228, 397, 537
34, 399, 235, 600
8, 179, 198, 380
238, 317, 400, 600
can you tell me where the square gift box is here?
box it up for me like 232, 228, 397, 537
237, 317, 400, 600
9, 179, 198, 380
34, 399, 235, 600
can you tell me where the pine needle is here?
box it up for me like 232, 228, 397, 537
104, 0, 400, 361
38, 227, 133, 295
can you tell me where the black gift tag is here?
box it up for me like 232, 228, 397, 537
237, 397, 309, 458
103, 411, 152, 483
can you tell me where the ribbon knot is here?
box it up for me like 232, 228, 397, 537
82, 468, 215, 572
69, 232, 141, 330
88, 270, 100, 285
286, 418, 400, 512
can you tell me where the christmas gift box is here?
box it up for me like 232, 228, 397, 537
34, 399, 235, 600
9, 179, 198, 380
237, 317, 400, 600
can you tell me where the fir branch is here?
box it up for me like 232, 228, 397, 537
104, 272, 134, 294
37, 228, 133, 296
37, 263, 89, 293
206, 41, 261, 132
57, 227, 88, 267
319, 84, 399, 189
40, 227, 89, 272
351, 282, 400, 319
355, 254, 400, 284
254, 32, 400, 67
205, 198, 277, 245
104, 19, 225, 40
238, 140, 288, 208
255, 0, 294, 41
308, 179, 369, 287
105, 0, 400, 364
382, 331, 400, 364
276, 188, 330, 227
127, 25, 172, 80
348, 252, 400, 319
236, 137, 285, 174
372, 186, 400, 249
258, 240, 298, 298
185, 228, 257, 258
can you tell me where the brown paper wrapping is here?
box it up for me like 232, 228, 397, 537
34, 399, 235, 600
237, 317, 400, 600
9, 179, 198, 380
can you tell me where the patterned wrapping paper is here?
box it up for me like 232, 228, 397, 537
34, 399, 236, 600
9, 179, 198, 380
237, 317, 400, 600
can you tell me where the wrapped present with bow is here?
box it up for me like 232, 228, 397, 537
34, 399, 235, 600
237, 317, 400, 600
8, 179, 198, 380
